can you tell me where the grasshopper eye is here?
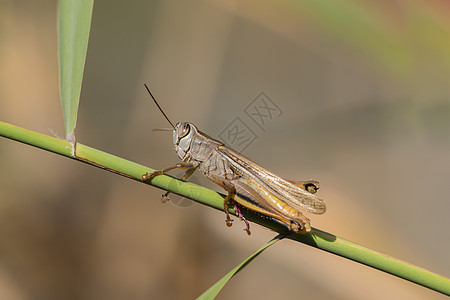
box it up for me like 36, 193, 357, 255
179, 123, 191, 138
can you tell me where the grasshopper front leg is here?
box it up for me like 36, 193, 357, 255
142, 162, 197, 180
160, 166, 198, 203
142, 162, 198, 203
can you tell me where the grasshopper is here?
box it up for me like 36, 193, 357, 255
142, 84, 326, 235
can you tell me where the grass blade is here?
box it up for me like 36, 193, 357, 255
197, 235, 283, 300
58, 0, 94, 141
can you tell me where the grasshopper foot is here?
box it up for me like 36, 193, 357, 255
290, 220, 311, 234
161, 191, 170, 204
142, 170, 164, 181
225, 218, 233, 227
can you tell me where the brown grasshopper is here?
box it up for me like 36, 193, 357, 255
142, 84, 325, 235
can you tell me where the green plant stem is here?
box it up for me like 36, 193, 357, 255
1, 121, 449, 296
291, 229, 450, 295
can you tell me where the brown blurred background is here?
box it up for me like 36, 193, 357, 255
0, 0, 449, 299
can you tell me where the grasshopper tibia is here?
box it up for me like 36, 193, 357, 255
234, 204, 251, 235
143, 163, 198, 203
142, 162, 197, 181
222, 182, 237, 228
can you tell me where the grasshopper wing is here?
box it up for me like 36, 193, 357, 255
216, 146, 326, 215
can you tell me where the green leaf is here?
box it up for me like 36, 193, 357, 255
197, 235, 283, 300
58, 0, 94, 141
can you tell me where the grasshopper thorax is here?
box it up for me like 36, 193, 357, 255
173, 122, 198, 160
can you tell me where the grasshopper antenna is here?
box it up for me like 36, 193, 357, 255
144, 84, 175, 129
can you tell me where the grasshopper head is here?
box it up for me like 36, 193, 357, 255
173, 122, 198, 159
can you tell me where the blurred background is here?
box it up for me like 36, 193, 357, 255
1, 0, 449, 299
